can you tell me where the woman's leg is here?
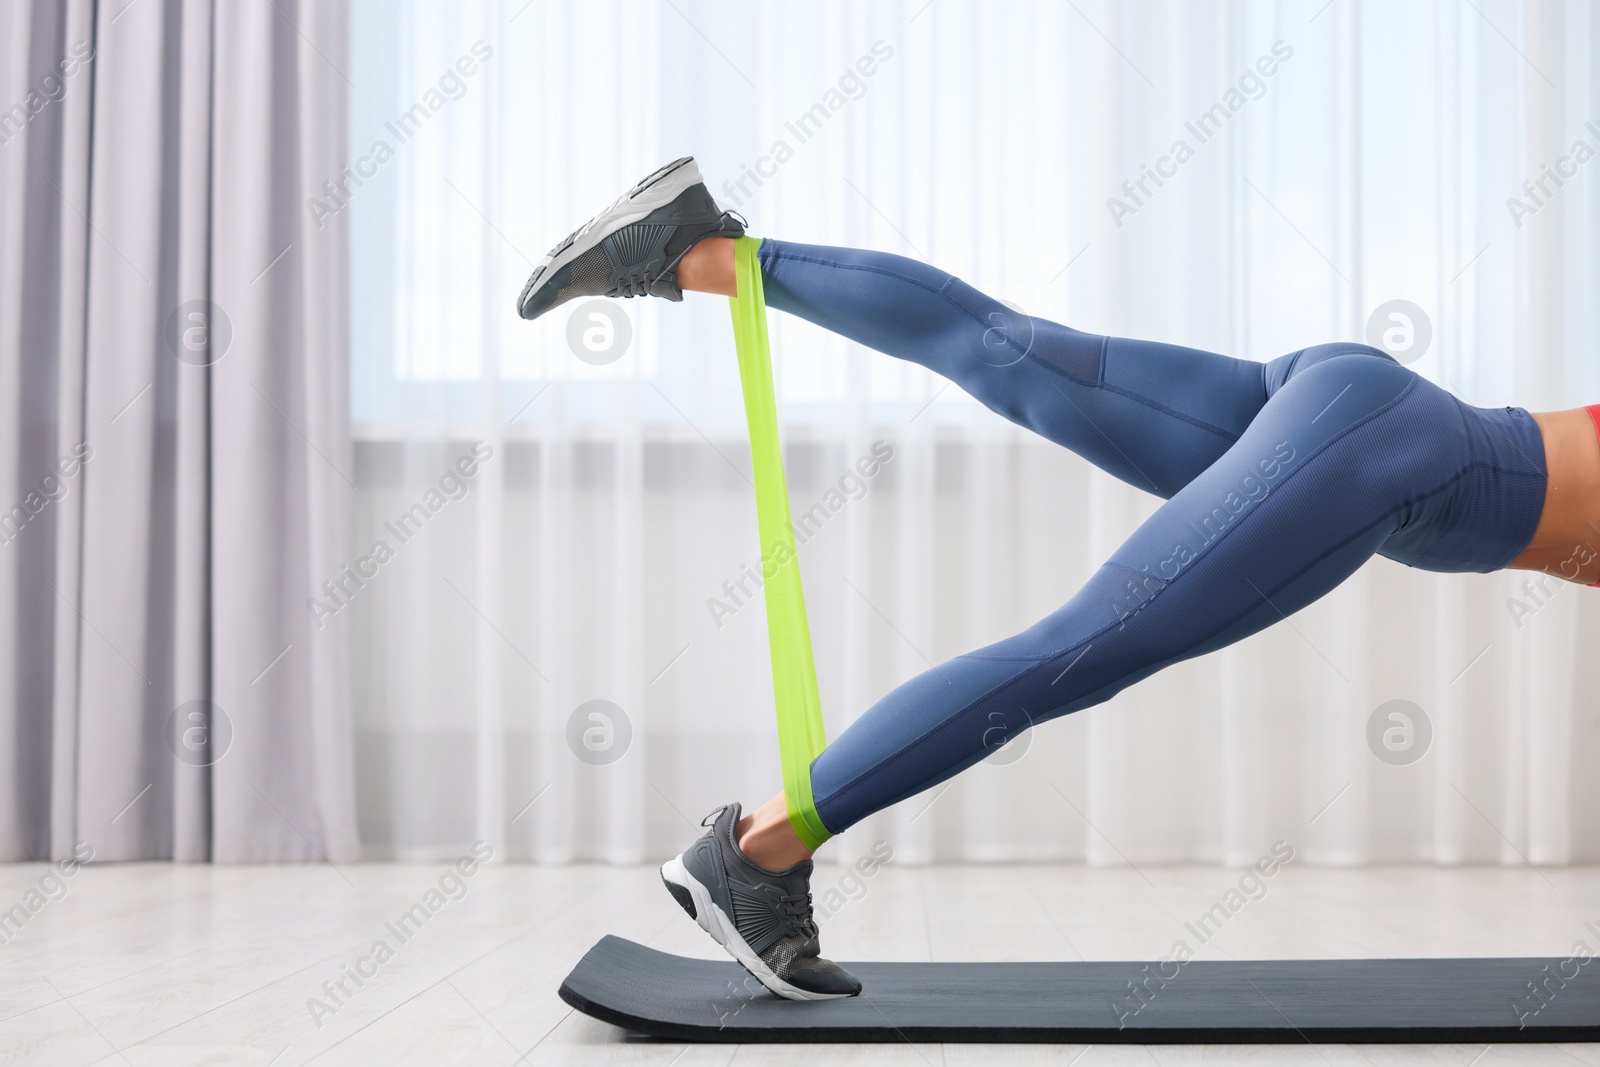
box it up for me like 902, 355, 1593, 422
684, 236, 1380, 499
742, 350, 1494, 864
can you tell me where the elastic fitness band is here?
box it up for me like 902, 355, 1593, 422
727, 236, 832, 850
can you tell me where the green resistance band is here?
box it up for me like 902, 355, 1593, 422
727, 236, 832, 851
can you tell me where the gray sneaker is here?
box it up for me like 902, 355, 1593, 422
660, 802, 862, 1001
516, 156, 745, 321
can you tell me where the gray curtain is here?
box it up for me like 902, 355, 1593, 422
0, 0, 357, 862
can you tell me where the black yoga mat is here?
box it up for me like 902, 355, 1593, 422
559, 936, 1600, 1043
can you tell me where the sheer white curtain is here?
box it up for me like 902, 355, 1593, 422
345, 0, 1600, 866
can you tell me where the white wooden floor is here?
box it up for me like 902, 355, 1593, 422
0, 862, 1597, 1065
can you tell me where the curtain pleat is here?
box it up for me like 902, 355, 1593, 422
0, 0, 357, 863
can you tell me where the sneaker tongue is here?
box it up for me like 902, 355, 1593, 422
774, 860, 814, 897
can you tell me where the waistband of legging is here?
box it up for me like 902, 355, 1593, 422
1416, 404, 1547, 573
1488, 405, 1549, 570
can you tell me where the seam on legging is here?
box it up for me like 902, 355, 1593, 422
829, 498, 1403, 814
958, 376, 1428, 665
963, 457, 1475, 672
813, 650, 1085, 810
1098, 379, 1243, 442
763, 250, 1035, 362
1025, 354, 1244, 443
817, 488, 1449, 818
767, 247, 1253, 446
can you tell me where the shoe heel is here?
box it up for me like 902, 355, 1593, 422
660, 869, 697, 920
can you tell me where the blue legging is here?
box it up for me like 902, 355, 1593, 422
755, 239, 1549, 835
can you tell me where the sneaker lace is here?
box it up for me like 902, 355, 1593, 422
613, 272, 657, 298
780, 890, 818, 939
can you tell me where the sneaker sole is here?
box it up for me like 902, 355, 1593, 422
659, 854, 853, 1003
517, 156, 702, 319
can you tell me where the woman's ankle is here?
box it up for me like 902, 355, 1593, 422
735, 793, 815, 870
677, 235, 737, 296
